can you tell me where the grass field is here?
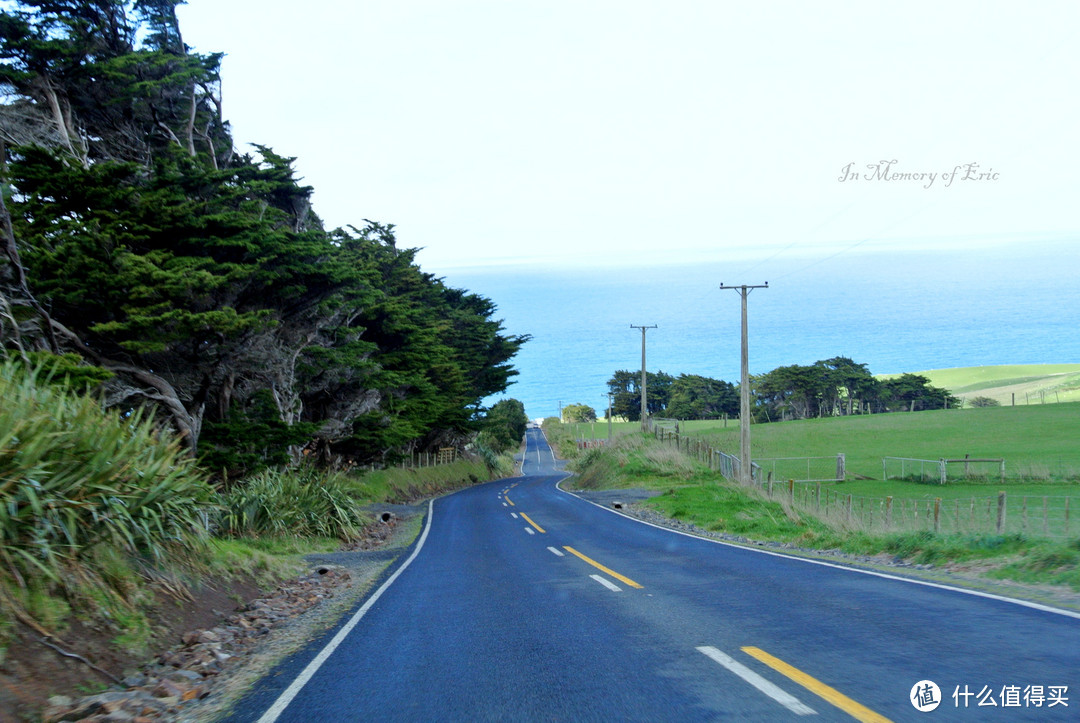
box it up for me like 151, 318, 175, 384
571, 403, 1080, 483
886, 363, 1080, 406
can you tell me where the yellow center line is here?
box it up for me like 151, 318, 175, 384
740, 647, 893, 723
504, 495, 515, 507
520, 513, 545, 533
563, 546, 643, 589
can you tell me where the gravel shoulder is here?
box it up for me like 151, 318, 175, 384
40, 506, 429, 723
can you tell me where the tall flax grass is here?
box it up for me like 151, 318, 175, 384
0, 361, 215, 587
218, 466, 370, 540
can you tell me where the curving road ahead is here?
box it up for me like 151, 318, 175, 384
227, 428, 1079, 722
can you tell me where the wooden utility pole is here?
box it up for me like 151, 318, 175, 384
603, 392, 614, 441
719, 283, 768, 485
630, 324, 657, 432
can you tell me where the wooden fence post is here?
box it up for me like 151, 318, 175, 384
836, 453, 846, 481
885, 496, 893, 529
788, 478, 794, 503
997, 491, 1006, 534
934, 498, 941, 534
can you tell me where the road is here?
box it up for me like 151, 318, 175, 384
228, 428, 1080, 721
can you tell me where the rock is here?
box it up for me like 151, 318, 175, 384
165, 669, 204, 684
152, 678, 187, 699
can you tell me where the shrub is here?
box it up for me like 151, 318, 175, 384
0, 360, 215, 584
218, 466, 369, 540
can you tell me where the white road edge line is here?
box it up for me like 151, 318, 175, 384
590, 574, 622, 592
525, 527, 535, 535
696, 646, 816, 716
556, 480, 1080, 621
256, 499, 435, 723
547, 546, 565, 556
511, 512, 519, 519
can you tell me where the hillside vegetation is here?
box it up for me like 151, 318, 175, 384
912, 364, 1080, 406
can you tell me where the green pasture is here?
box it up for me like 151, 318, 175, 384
680, 403, 1080, 484
891, 363, 1080, 405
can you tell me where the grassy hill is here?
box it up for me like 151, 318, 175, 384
891, 363, 1080, 406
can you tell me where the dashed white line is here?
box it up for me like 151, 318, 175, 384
524, 527, 535, 535
590, 574, 622, 592
696, 646, 816, 716
502, 502, 507, 507
547, 546, 564, 557
511, 513, 519, 519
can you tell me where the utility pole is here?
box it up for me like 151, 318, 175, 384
603, 392, 614, 441
630, 324, 657, 432
557, 400, 563, 422
719, 283, 768, 485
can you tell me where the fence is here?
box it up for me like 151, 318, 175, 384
883, 456, 1006, 484
398, 447, 458, 469
756, 455, 845, 483
760, 480, 1077, 539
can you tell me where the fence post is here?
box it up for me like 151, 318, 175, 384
934, 498, 941, 533
836, 453, 846, 481
846, 494, 852, 523
767, 477, 773, 498
885, 496, 893, 529
788, 478, 794, 503
939, 458, 947, 485
996, 491, 1006, 533
815, 482, 821, 509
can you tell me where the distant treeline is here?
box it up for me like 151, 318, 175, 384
602, 357, 959, 423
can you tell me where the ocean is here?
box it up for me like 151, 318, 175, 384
438, 239, 1080, 420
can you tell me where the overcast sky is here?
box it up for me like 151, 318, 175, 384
177, 1, 1079, 274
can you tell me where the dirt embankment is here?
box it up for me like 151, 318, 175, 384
1, 506, 426, 723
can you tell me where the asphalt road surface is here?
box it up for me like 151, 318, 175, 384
226, 428, 1080, 722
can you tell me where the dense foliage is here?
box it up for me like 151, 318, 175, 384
0, 1, 527, 472
608, 370, 738, 421
607, 357, 958, 422
561, 403, 596, 423
0, 359, 215, 585
477, 398, 528, 453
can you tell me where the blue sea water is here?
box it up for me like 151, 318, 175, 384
440, 240, 1080, 420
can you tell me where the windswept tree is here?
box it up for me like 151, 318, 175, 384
606, 370, 673, 421
0, 1, 528, 472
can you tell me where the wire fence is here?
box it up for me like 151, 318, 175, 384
759, 479, 1077, 539
642, 419, 1077, 539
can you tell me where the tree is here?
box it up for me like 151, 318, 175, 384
477, 398, 527, 453
666, 374, 738, 420
561, 403, 596, 423
606, 370, 674, 421
873, 373, 959, 412
0, 2, 529, 469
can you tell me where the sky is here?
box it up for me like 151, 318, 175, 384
175, 1, 1080, 276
